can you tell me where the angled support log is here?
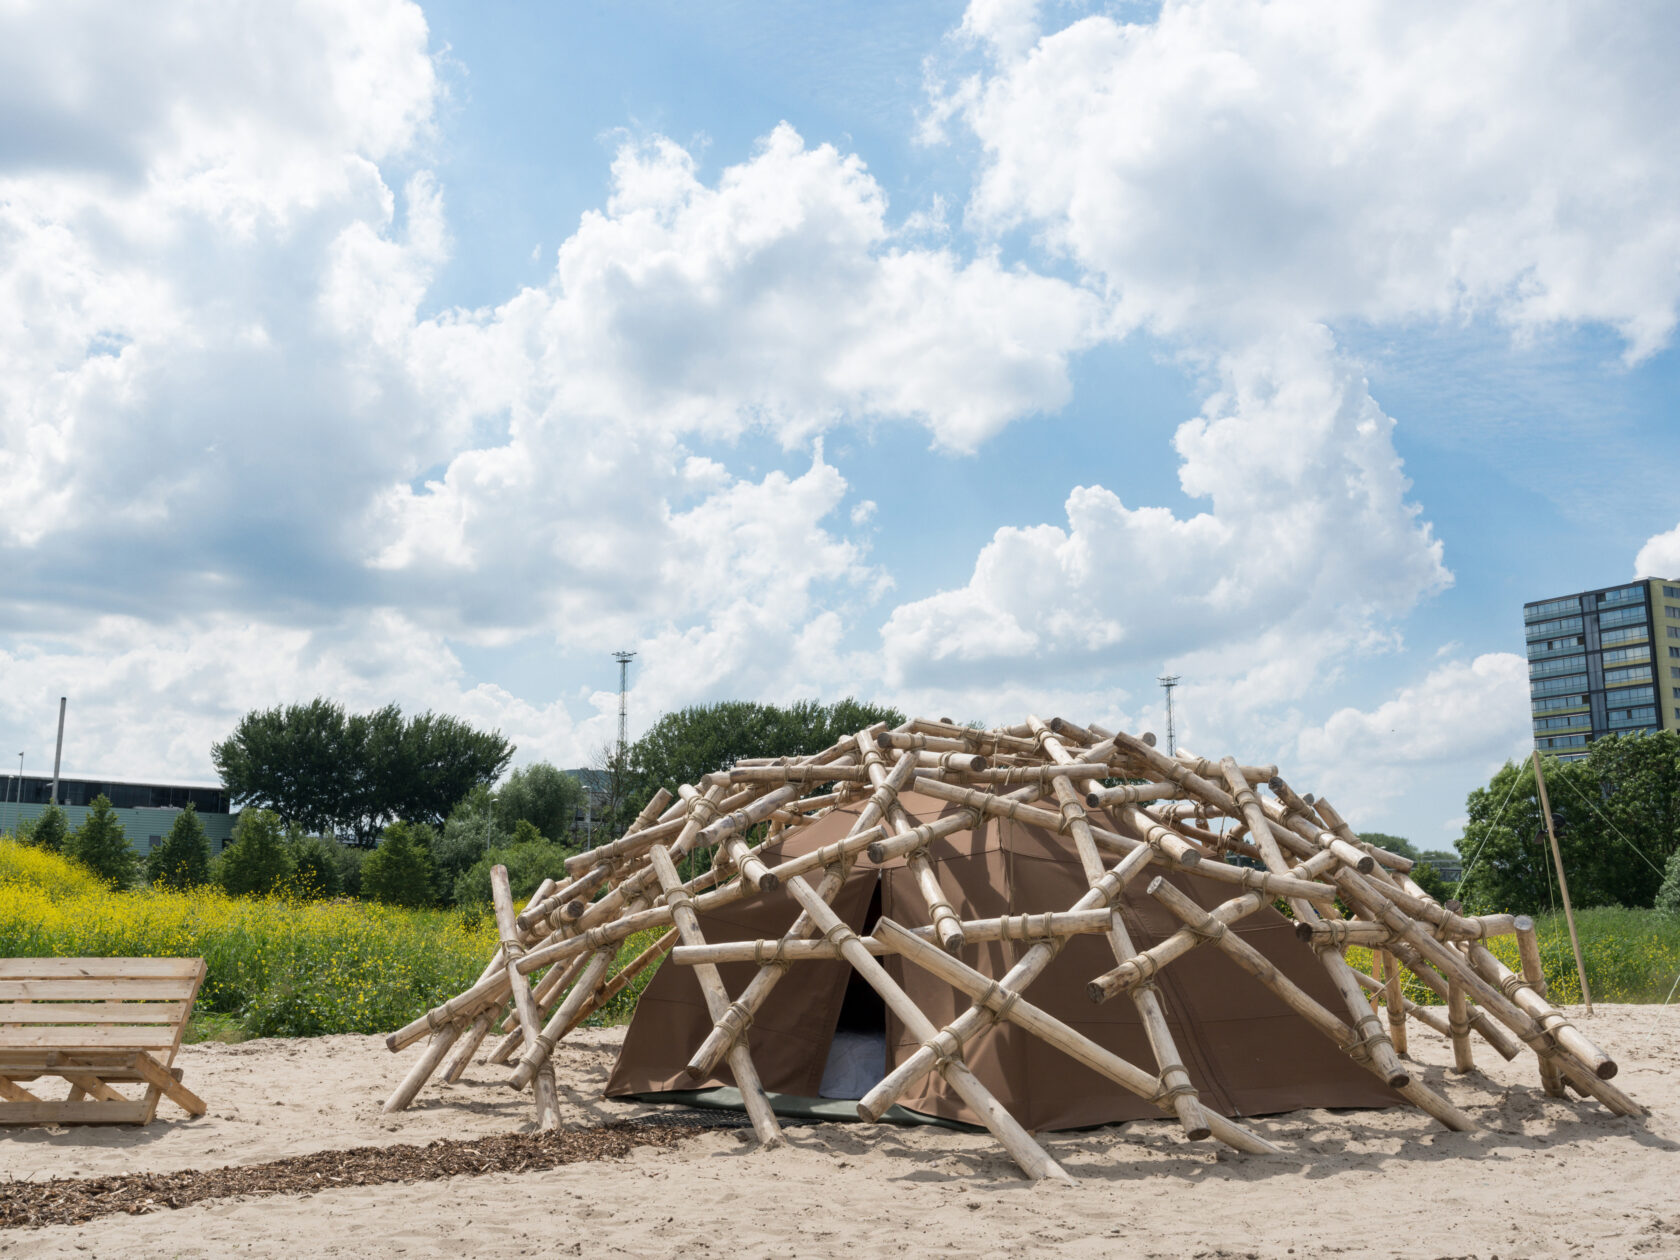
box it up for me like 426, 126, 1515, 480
492, 864, 560, 1127
646, 844, 783, 1148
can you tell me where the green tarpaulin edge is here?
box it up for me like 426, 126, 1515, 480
623, 1087, 980, 1131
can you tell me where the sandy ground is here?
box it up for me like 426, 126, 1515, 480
3, 1006, 1678, 1258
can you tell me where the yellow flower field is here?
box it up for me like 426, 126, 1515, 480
0, 840, 663, 1038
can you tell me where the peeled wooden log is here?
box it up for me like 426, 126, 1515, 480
489, 948, 595, 1065
1379, 949, 1408, 1057
1354, 967, 1449, 1041
492, 864, 560, 1127
1516, 921, 1566, 1098
1089, 891, 1266, 1003
1084, 781, 1181, 809
1032, 717, 1209, 1141
1176, 751, 1279, 784
715, 764, 871, 786
857, 736, 965, 954
671, 909, 1119, 966
1463, 938, 1616, 1080
646, 845, 782, 1148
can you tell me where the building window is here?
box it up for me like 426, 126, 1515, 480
1526, 615, 1584, 640
1605, 664, 1654, 685
1601, 646, 1651, 666
1532, 673, 1590, 696
1536, 733, 1588, 750
1530, 654, 1587, 678
1669, 606, 1680, 619
1671, 627, 1680, 638
1670, 647, 1680, 657
1532, 693, 1588, 714
1526, 597, 1582, 622
1600, 586, 1644, 606
1601, 606, 1649, 629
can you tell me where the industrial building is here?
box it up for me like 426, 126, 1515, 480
0, 774, 239, 854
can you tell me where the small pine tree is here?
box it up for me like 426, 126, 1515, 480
29, 804, 69, 853
361, 821, 436, 908
218, 809, 294, 897
147, 804, 212, 890
66, 795, 138, 888
510, 818, 543, 846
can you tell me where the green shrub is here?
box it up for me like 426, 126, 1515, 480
148, 804, 212, 890
1657, 848, 1680, 915
452, 839, 571, 908
362, 821, 436, 908
218, 809, 294, 897
66, 795, 137, 888
28, 804, 69, 853
285, 831, 343, 899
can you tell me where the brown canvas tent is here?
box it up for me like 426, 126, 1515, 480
605, 790, 1397, 1129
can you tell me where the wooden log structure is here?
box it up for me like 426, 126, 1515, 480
376, 714, 1643, 1180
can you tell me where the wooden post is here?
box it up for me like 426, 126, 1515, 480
491, 865, 560, 1127
1531, 751, 1592, 1014
1379, 950, 1407, 1056
1516, 918, 1566, 1098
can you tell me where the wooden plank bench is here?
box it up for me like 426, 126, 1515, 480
0, 957, 209, 1125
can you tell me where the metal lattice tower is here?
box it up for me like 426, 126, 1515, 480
613, 651, 637, 765
1157, 675, 1181, 757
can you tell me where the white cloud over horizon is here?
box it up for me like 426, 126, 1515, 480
1, 0, 1677, 843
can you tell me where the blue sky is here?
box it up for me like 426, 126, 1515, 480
1, 0, 1677, 846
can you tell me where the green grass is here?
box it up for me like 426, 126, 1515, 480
1349, 905, 1680, 1006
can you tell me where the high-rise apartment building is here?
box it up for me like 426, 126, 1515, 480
1524, 577, 1680, 760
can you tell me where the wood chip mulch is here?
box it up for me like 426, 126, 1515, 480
1, 1117, 726, 1230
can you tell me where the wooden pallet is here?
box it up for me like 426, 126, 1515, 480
0, 956, 208, 1125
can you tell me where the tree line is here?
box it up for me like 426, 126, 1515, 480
7, 696, 904, 912
1452, 731, 1680, 914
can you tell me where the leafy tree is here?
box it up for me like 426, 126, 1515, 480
27, 804, 69, 854
1358, 832, 1456, 900
1455, 736, 1680, 913
431, 788, 507, 905
213, 699, 514, 843
285, 829, 343, 899
361, 821, 437, 908
1358, 833, 1418, 861
453, 839, 572, 908
147, 804, 212, 890
218, 809, 295, 897
493, 762, 585, 842
619, 698, 905, 833
510, 818, 543, 845
66, 795, 138, 888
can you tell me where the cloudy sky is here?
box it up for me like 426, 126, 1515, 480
3, 0, 1678, 845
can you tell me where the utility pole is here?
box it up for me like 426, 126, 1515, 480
1157, 675, 1181, 757
51, 697, 66, 807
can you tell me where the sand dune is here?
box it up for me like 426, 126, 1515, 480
3, 1006, 1677, 1258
